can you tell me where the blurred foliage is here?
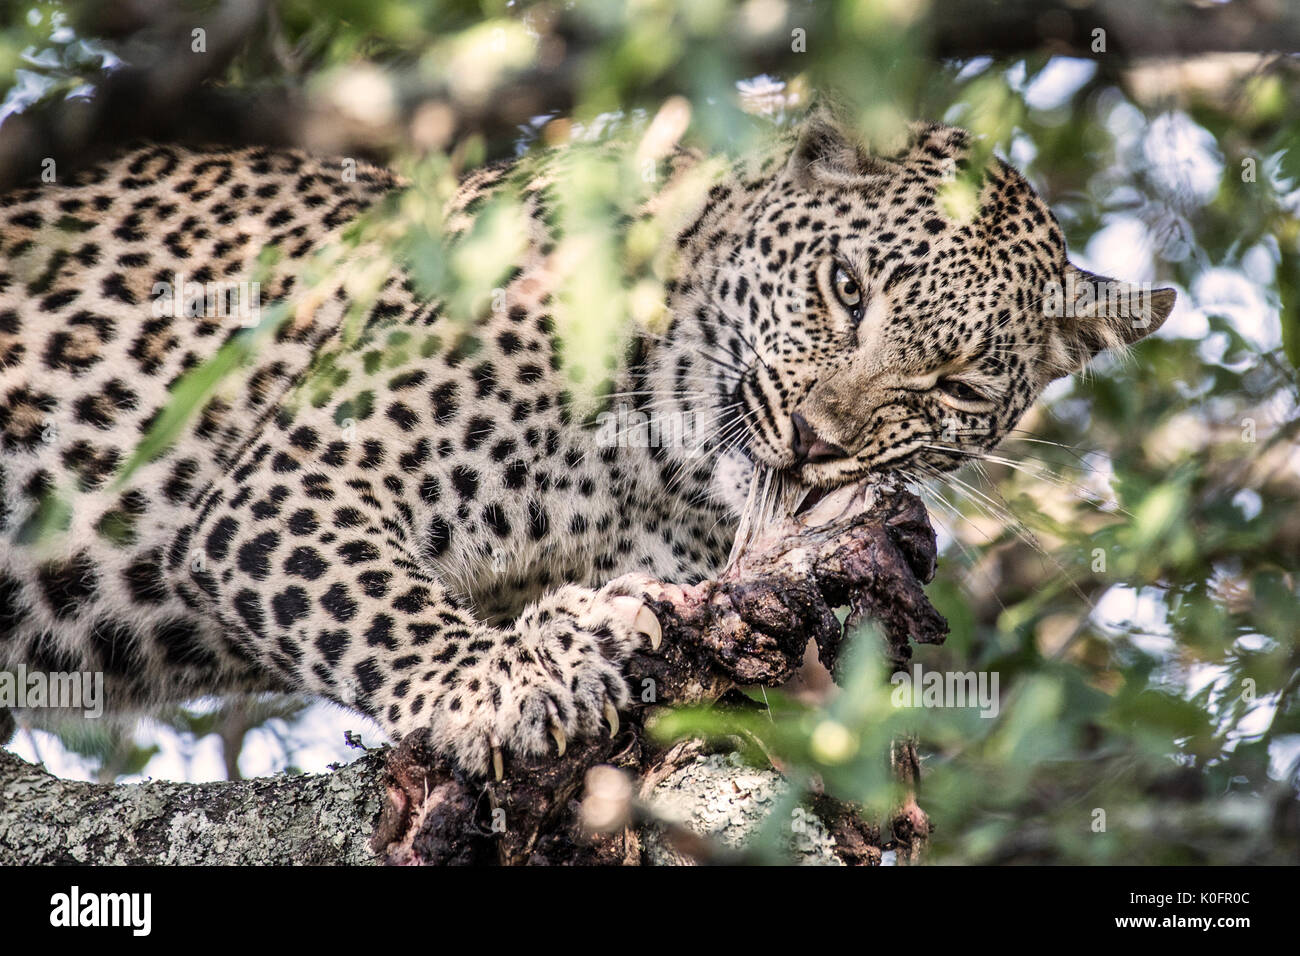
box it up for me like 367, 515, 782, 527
1, 0, 1297, 863
16, 694, 311, 782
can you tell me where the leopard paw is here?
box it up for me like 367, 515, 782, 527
421, 583, 662, 778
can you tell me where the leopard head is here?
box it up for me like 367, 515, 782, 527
667, 113, 1174, 504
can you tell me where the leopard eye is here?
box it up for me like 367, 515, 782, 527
832, 265, 863, 319
938, 378, 988, 404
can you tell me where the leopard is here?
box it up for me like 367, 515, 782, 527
0, 110, 1174, 777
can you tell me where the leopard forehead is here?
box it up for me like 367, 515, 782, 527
733, 122, 1064, 364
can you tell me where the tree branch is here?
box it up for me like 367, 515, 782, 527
3, 0, 1296, 192
0, 743, 386, 864
928, 0, 1300, 59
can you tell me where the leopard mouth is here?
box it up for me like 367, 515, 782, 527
786, 458, 878, 512
793, 484, 830, 516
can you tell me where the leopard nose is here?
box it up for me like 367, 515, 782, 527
790, 412, 849, 464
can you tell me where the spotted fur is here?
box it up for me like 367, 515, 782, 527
0, 115, 1173, 775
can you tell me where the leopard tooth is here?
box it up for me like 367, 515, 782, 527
549, 720, 567, 757
492, 745, 504, 781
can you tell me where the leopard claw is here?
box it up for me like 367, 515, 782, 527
635, 605, 662, 650
603, 700, 619, 737
549, 719, 567, 757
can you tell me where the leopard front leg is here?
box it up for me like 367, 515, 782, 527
177, 478, 661, 777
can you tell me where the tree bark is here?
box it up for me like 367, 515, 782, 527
0, 742, 386, 864
1, 479, 946, 866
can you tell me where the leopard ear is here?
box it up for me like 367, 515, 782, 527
788, 111, 896, 189
897, 121, 972, 166
1042, 264, 1176, 376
